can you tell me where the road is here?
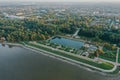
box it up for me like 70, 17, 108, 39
98, 47, 120, 72
109, 19, 115, 30
116, 48, 120, 66
72, 28, 80, 38
27, 42, 117, 73
4, 42, 118, 73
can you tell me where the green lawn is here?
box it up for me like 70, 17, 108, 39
26, 42, 114, 70
99, 48, 117, 62
99, 55, 116, 62
118, 49, 120, 63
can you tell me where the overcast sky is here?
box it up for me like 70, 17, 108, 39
0, 0, 120, 2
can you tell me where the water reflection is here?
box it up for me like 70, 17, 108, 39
1, 44, 5, 47
8, 45, 14, 48
0, 43, 119, 80
0, 43, 14, 48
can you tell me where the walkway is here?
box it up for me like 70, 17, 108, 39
72, 28, 80, 38
4, 42, 118, 73
27, 42, 116, 73
109, 19, 115, 30
117, 48, 120, 66
98, 47, 120, 72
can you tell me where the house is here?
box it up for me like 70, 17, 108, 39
84, 44, 90, 48
56, 45, 62, 49
88, 45, 97, 51
82, 52, 89, 57
1, 37, 6, 42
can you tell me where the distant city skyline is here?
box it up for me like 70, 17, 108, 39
0, 0, 120, 2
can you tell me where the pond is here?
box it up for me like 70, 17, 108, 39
50, 37, 84, 49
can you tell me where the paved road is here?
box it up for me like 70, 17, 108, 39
98, 48, 119, 65
98, 47, 120, 73
4, 42, 118, 73
116, 48, 119, 64
28, 42, 117, 73
116, 48, 120, 66
31, 42, 96, 62
109, 20, 114, 29
72, 28, 80, 38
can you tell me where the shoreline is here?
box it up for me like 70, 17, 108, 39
2, 42, 120, 76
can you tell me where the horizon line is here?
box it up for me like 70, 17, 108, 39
0, 1, 120, 2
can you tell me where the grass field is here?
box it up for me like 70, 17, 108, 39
118, 49, 120, 63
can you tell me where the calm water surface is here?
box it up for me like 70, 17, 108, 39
0, 44, 119, 80
50, 37, 84, 49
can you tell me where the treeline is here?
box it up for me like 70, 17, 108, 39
60, 27, 76, 34
0, 19, 57, 42
0, 14, 120, 45
78, 27, 120, 45
0, 18, 77, 42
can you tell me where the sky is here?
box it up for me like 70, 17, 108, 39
0, 0, 120, 2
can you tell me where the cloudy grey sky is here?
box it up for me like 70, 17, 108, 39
0, 0, 120, 2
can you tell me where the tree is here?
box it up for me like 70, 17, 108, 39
41, 34, 46, 40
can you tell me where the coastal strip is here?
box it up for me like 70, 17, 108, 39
3, 42, 117, 73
